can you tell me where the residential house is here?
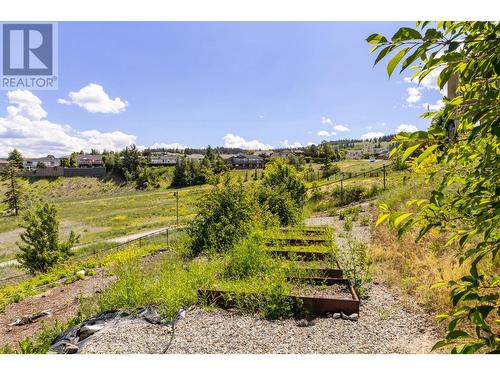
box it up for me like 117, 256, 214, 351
77, 154, 104, 168
227, 154, 265, 169
186, 154, 205, 162
345, 150, 364, 160
0, 159, 9, 172
23, 155, 61, 170
254, 150, 274, 158
150, 153, 178, 165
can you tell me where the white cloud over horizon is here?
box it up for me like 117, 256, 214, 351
223, 133, 273, 150
396, 124, 418, 133
148, 142, 187, 150
317, 130, 330, 137
360, 131, 385, 140
280, 140, 303, 149
0, 90, 136, 157
58, 83, 128, 114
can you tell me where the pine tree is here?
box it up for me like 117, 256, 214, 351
17, 203, 79, 274
7, 149, 23, 169
1, 165, 23, 216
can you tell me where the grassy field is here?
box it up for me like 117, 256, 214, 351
0, 177, 208, 262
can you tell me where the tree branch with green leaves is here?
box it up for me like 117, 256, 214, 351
368, 21, 499, 354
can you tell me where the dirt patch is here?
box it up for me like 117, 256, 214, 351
292, 283, 353, 299
0, 269, 115, 349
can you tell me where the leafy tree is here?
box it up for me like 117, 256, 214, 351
36, 161, 46, 169
135, 167, 161, 190
187, 177, 260, 256
369, 21, 499, 353
259, 158, 306, 225
120, 145, 143, 180
1, 165, 23, 216
7, 149, 23, 169
69, 152, 78, 167
17, 203, 79, 273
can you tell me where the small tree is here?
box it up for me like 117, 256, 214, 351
17, 203, 79, 274
1, 165, 23, 216
7, 149, 23, 169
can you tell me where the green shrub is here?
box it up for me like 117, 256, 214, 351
16, 203, 79, 274
257, 185, 301, 226
343, 218, 353, 231
224, 235, 272, 280
337, 238, 371, 298
258, 158, 307, 226
360, 215, 370, 226
186, 177, 260, 256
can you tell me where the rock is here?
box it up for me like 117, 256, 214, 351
296, 319, 309, 327
332, 313, 342, 319
348, 313, 359, 321
64, 343, 79, 354
78, 324, 105, 340
341, 312, 350, 320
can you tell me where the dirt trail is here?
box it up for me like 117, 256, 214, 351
0, 269, 115, 349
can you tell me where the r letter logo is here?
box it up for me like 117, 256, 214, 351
1, 23, 58, 90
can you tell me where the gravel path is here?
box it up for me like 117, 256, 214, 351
79, 281, 441, 354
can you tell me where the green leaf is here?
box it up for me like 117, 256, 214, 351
415, 144, 439, 166
438, 67, 453, 90
366, 33, 388, 44
400, 46, 425, 72
401, 144, 421, 162
387, 48, 409, 77
394, 212, 412, 227
432, 339, 449, 351
392, 27, 422, 42
446, 330, 470, 340
376, 213, 390, 226
373, 45, 395, 66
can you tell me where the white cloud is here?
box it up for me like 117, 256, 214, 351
404, 68, 445, 93
0, 90, 136, 157
406, 87, 422, 103
333, 124, 350, 132
280, 140, 303, 149
149, 142, 186, 150
58, 83, 128, 114
395, 124, 418, 133
258, 115, 264, 119
422, 100, 445, 112
321, 116, 333, 125
317, 130, 330, 137
360, 131, 385, 140
223, 133, 272, 150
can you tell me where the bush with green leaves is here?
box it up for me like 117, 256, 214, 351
369, 21, 499, 353
258, 158, 306, 226
223, 234, 273, 280
337, 238, 371, 298
16, 203, 79, 274
186, 176, 270, 256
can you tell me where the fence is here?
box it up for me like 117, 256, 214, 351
308, 162, 407, 206
0, 225, 185, 287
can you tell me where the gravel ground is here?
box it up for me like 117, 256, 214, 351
79, 281, 441, 354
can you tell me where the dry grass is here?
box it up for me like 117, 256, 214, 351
365, 179, 469, 316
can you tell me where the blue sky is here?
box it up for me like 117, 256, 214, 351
0, 22, 445, 157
